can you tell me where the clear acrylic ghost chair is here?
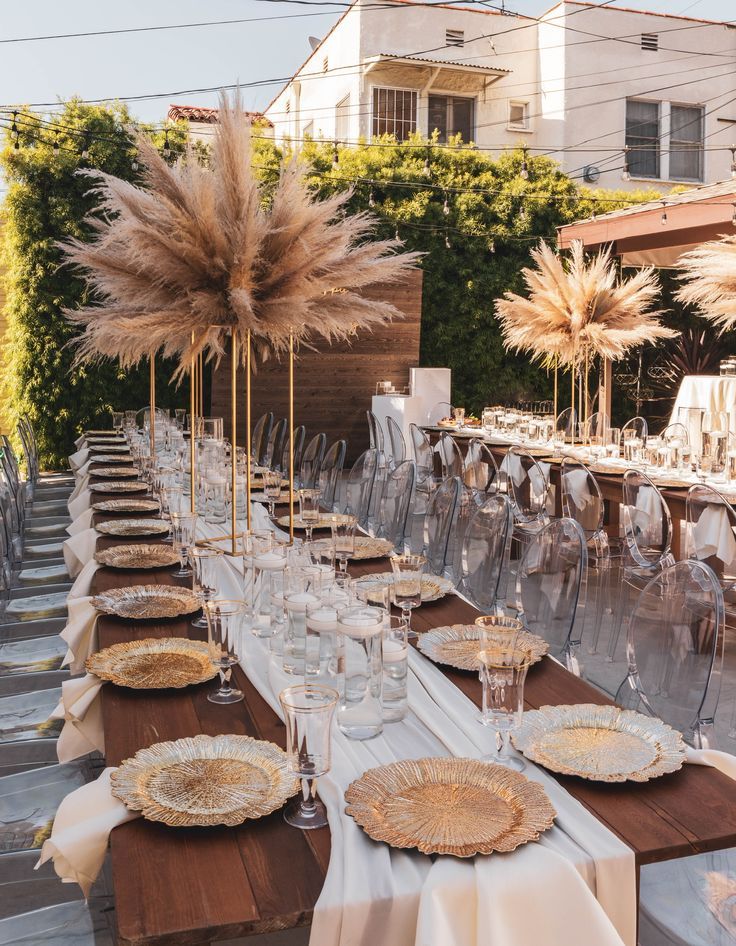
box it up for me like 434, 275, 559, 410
463, 438, 500, 497
281, 425, 306, 477
579, 411, 609, 445
460, 493, 513, 613
0, 688, 62, 746
514, 517, 588, 674
0, 762, 89, 852
555, 407, 577, 438
318, 440, 346, 512
344, 449, 378, 531
502, 446, 551, 552
422, 476, 460, 577
621, 415, 648, 441
427, 401, 452, 425
377, 460, 415, 553
366, 412, 389, 527
251, 412, 273, 467
386, 415, 406, 470
685, 484, 736, 600
448, 481, 483, 587
438, 431, 464, 479
299, 433, 326, 490
561, 458, 611, 656
410, 424, 437, 509
263, 418, 287, 471
366, 410, 385, 453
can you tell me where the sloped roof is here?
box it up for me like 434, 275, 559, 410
167, 105, 272, 127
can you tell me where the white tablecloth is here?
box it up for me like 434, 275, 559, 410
670, 375, 736, 434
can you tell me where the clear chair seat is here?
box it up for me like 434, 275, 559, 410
18, 565, 71, 586
0, 689, 62, 744
5, 593, 68, 622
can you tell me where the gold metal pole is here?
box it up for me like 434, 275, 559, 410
245, 330, 252, 533
149, 355, 156, 459
570, 357, 575, 448
553, 359, 558, 421
198, 351, 204, 417
289, 329, 295, 545
190, 334, 196, 514
230, 330, 238, 556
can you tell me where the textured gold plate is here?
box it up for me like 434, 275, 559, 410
345, 757, 556, 857
275, 513, 353, 530
354, 571, 453, 604
90, 482, 148, 494
87, 638, 216, 688
111, 733, 299, 826
91, 466, 139, 478
417, 624, 549, 672
512, 704, 686, 782
92, 498, 160, 514
95, 544, 180, 569
96, 518, 169, 537
311, 536, 394, 561
92, 584, 200, 619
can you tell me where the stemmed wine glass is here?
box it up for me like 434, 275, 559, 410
299, 488, 321, 542
279, 683, 338, 829
170, 512, 197, 577
263, 470, 283, 520
389, 553, 426, 640
205, 599, 246, 704
477, 643, 531, 770
331, 514, 357, 576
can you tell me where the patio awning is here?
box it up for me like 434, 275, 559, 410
363, 54, 510, 94
557, 179, 736, 267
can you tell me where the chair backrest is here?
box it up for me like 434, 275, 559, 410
560, 458, 605, 540
622, 469, 673, 570
264, 418, 287, 471
345, 449, 378, 528
378, 460, 415, 552
410, 424, 434, 483
461, 493, 513, 611
427, 401, 452, 425
622, 415, 648, 441
319, 439, 347, 510
438, 431, 463, 479
252, 412, 274, 466
281, 425, 306, 475
300, 433, 327, 489
685, 484, 736, 592
555, 407, 577, 436
386, 415, 406, 467
366, 411, 385, 452
514, 517, 587, 663
626, 560, 724, 747
580, 411, 608, 444
463, 438, 499, 494
661, 422, 689, 445
423, 476, 460, 576
502, 447, 549, 523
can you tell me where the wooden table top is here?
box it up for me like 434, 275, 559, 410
87, 493, 736, 946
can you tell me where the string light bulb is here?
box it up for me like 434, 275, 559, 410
660, 201, 668, 225
621, 146, 631, 182
731, 146, 736, 180
489, 240, 496, 254
10, 111, 18, 140
423, 156, 431, 177
731, 202, 736, 226
332, 142, 339, 168
368, 188, 375, 208
443, 193, 450, 216
445, 232, 451, 249
131, 151, 139, 171
80, 135, 90, 160
53, 133, 59, 155
394, 225, 400, 241
520, 149, 529, 180
162, 131, 171, 159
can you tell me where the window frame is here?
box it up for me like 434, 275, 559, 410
625, 97, 661, 180
335, 94, 351, 143
507, 100, 531, 132
668, 102, 704, 183
370, 84, 419, 142
427, 93, 475, 144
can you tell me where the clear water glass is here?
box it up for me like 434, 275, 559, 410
191, 547, 224, 628
331, 514, 357, 575
112, 411, 124, 431
382, 614, 409, 723
263, 469, 283, 519
279, 684, 338, 830
299, 488, 321, 542
336, 604, 384, 740
282, 566, 325, 675
170, 511, 197, 577
604, 428, 621, 459
389, 553, 426, 639
205, 470, 227, 525
306, 600, 342, 687
478, 645, 532, 770
252, 542, 288, 638
474, 614, 523, 653
702, 411, 729, 478
205, 599, 246, 704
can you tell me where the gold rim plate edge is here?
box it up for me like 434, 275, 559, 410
86, 638, 217, 688
96, 518, 170, 537
418, 624, 549, 671
94, 544, 180, 569
354, 571, 453, 603
91, 584, 200, 619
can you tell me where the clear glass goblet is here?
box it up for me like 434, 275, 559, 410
331, 514, 357, 576
204, 599, 246, 704
170, 511, 197, 577
478, 644, 531, 770
263, 469, 283, 520
279, 683, 338, 830
299, 488, 321, 543
191, 547, 224, 628
389, 553, 426, 640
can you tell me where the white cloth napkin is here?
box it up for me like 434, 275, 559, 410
67, 507, 94, 536
685, 744, 736, 779
63, 528, 98, 577
74, 434, 86, 450
563, 468, 596, 511
36, 768, 138, 898
69, 474, 90, 501
690, 505, 736, 570
69, 559, 100, 599
51, 673, 105, 762
69, 448, 89, 472
60, 596, 98, 673
68, 489, 92, 520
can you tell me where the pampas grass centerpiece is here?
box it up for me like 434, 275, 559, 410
677, 235, 736, 332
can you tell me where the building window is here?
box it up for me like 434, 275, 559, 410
445, 29, 464, 47
625, 99, 660, 178
322, 56, 329, 73
670, 104, 704, 181
507, 101, 529, 130
335, 95, 350, 143
285, 100, 291, 115
372, 87, 417, 141
428, 95, 474, 143
641, 33, 659, 51
303, 120, 314, 139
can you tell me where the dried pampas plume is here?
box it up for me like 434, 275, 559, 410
676, 235, 736, 332
495, 240, 674, 366
62, 92, 421, 374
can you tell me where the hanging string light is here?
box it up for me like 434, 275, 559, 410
442, 192, 450, 216
332, 142, 339, 168
731, 146, 736, 181
621, 146, 631, 182
520, 148, 529, 181
731, 202, 736, 226
80, 134, 90, 160
423, 155, 431, 178
131, 150, 139, 171
368, 188, 375, 208
52, 132, 59, 155
444, 231, 451, 249
660, 200, 668, 225
489, 240, 496, 254
162, 130, 171, 159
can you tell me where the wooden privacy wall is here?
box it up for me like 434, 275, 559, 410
210, 269, 423, 464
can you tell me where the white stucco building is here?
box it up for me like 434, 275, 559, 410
264, 0, 736, 190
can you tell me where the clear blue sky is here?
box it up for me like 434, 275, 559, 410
0, 0, 733, 126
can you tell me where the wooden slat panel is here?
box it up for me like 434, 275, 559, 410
210, 271, 423, 465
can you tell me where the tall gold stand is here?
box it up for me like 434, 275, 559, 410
230, 330, 238, 556
570, 358, 575, 447
553, 360, 558, 421
190, 333, 197, 514
288, 331, 295, 545
245, 330, 252, 533
149, 355, 156, 458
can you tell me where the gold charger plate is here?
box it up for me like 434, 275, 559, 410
417, 623, 549, 672
91, 467, 139, 479
86, 637, 216, 688
276, 513, 353, 530
345, 757, 556, 857
92, 498, 160, 514
96, 518, 169, 537
354, 571, 454, 604
92, 584, 200, 620
90, 481, 148, 494
111, 733, 299, 827
95, 544, 180, 569
311, 536, 394, 561
512, 703, 686, 783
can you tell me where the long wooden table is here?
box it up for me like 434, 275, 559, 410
85, 471, 736, 946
